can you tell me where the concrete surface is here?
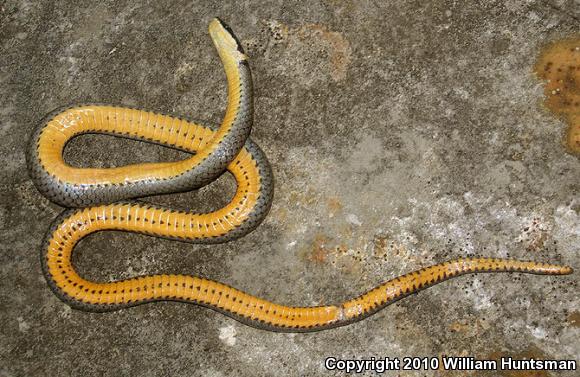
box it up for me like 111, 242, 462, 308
1, 1, 579, 376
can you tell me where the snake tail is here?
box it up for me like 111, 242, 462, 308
41, 217, 572, 332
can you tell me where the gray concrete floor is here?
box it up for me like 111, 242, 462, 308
1, 1, 579, 376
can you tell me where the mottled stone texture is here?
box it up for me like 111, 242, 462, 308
0, 1, 578, 376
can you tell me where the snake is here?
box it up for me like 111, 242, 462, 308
27, 18, 573, 332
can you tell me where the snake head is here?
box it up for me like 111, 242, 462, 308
209, 18, 247, 62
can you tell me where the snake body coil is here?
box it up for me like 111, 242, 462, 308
28, 19, 572, 332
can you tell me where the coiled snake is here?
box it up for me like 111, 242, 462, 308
27, 18, 573, 332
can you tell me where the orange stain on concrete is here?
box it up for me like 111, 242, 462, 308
307, 234, 331, 263
488, 347, 551, 377
568, 311, 580, 328
534, 36, 580, 155
326, 197, 343, 217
